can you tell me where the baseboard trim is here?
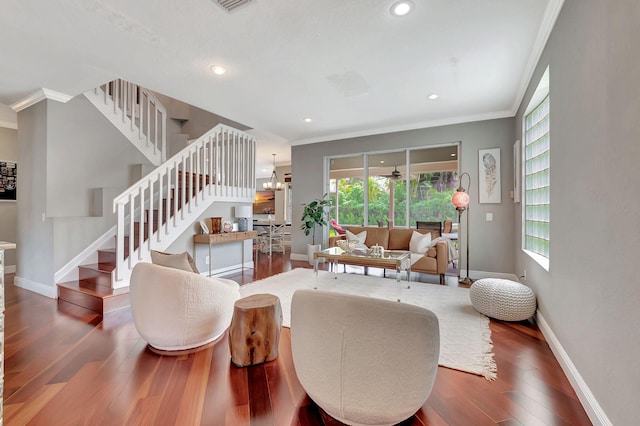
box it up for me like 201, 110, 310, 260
536, 312, 611, 426
469, 270, 519, 281
199, 261, 255, 277
4, 265, 16, 274
14, 276, 57, 299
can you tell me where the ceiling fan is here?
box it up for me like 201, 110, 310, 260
382, 165, 407, 180
390, 166, 402, 180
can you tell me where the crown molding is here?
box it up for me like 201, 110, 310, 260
290, 109, 514, 146
11, 88, 74, 112
0, 120, 17, 129
510, 0, 565, 115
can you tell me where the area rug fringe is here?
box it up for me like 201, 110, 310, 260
239, 268, 497, 380
481, 318, 498, 380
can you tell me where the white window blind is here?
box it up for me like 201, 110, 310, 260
524, 95, 550, 259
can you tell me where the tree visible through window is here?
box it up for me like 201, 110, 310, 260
524, 95, 550, 260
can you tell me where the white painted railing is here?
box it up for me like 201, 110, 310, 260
112, 124, 256, 287
84, 79, 167, 165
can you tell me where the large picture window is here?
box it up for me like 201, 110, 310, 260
524, 94, 550, 263
327, 146, 458, 231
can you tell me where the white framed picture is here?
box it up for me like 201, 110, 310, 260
478, 148, 501, 203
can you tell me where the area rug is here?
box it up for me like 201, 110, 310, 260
239, 268, 497, 380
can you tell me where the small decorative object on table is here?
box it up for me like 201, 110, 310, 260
223, 221, 233, 233
199, 220, 209, 234
369, 244, 384, 256
336, 239, 358, 253
209, 217, 222, 234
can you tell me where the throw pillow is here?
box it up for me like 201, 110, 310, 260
409, 231, 431, 254
151, 250, 199, 273
346, 230, 368, 249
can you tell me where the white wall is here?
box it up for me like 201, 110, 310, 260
291, 118, 516, 274
514, 1, 639, 424
0, 126, 18, 268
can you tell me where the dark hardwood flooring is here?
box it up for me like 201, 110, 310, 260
3, 251, 592, 425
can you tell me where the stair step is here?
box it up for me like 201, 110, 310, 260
57, 280, 129, 315
79, 263, 115, 288
98, 248, 117, 264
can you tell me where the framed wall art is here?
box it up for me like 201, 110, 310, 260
0, 161, 16, 201
478, 148, 501, 203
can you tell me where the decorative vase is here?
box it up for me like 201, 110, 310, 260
210, 217, 222, 234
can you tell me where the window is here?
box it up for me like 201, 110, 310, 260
327, 146, 458, 229
523, 94, 550, 264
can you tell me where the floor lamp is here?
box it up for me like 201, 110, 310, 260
451, 172, 474, 285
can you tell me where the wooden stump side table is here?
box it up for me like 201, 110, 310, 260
229, 294, 283, 367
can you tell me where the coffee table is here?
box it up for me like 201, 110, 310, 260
314, 247, 412, 286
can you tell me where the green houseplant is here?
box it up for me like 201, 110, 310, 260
301, 194, 332, 264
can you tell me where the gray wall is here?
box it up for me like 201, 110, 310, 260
17, 97, 156, 286
17, 102, 54, 287
167, 201, 254, 274
514, 1, 639, 424
46, 97, 150, 217
291, 118, 516, 274
154, 92, 251, 159
0, 126, 18, 267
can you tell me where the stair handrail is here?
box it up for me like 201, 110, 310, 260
112, 123, 256, 286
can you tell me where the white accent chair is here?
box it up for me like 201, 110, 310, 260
290, 289, 440, 426
130, 262, 241, 355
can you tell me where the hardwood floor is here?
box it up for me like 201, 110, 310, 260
3, 252, 592, 425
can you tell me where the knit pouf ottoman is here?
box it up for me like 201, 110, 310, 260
470, 279, 537, 321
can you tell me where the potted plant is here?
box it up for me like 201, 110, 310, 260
301, 194, 332, 265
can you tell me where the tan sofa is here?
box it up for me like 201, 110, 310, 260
329, 226, 448, 284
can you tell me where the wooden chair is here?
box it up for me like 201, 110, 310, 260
442, 220, 452, 234
416, 221, 442, 237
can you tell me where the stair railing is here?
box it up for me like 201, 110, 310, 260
112, 124, 256, 287
85, 79, 167, 165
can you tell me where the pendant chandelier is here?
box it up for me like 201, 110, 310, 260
263, 153, 284, 191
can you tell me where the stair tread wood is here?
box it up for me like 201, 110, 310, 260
80, 262, 116, 273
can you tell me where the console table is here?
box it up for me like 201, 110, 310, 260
193, 231, 258, 277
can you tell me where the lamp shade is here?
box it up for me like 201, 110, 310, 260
235, 205, 253, 218
451, 190, 470, 209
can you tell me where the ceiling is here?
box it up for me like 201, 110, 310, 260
0, 0, 562, 177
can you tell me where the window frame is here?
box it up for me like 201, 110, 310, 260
522, 69, 550, 271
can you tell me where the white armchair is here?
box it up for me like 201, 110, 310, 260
130, 262, 241, 355
290, 289, 440, 426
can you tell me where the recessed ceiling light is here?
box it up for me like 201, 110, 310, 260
428, 93, 439, 100
390, 1, 413, 17
210, 65, 227, 75
380, 160, 385, 164
304, 117, 312, 123
450, 153, 456, 157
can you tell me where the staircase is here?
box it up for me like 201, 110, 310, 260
84, 79, 167, 165
57, 80, 255, 314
